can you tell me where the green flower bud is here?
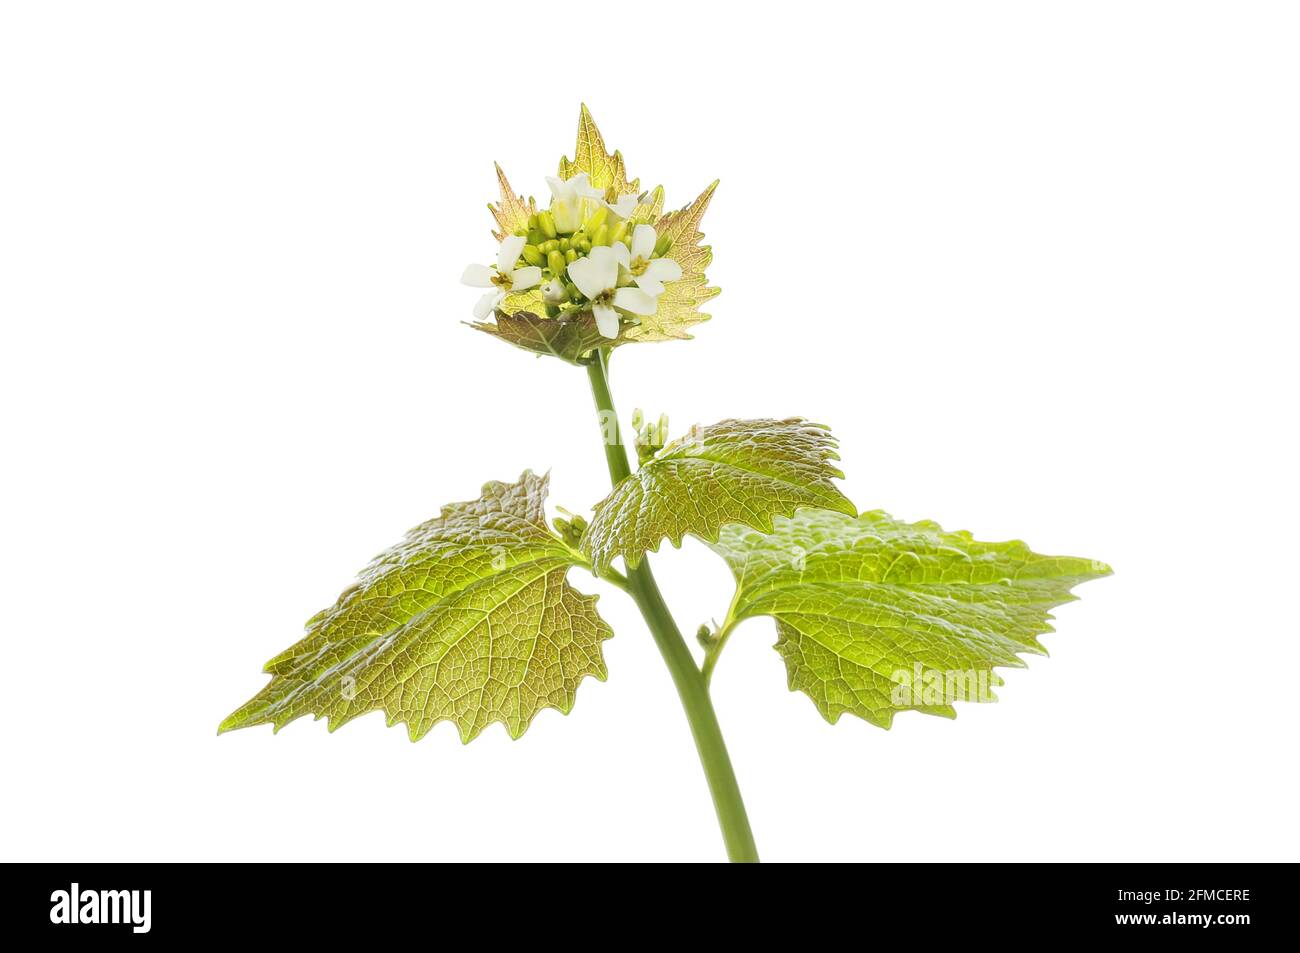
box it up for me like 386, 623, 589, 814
559, 237, 571, 252
654, 234, 673, 257
565, 248, 578, 264
552, 513, 586, 548
522, 244, 545, 268
592, 224, 610, 246
547, 249, 567, 277
577, 238, 592, 253
528, 228, 545, 246
635, 435, 656, 465
541, 239, 560, 254
527, 214, 539, 231
609, 221, 628, 246
631, 407, 644, 431
538, 210, 558, 239
584, 206, 608, 234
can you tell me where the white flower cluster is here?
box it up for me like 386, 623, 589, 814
462, 172, 681, 338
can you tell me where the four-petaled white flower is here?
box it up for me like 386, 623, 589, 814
461, 235, 542, 319
614, 224, 683, 296
545, 172, 602, 234
567, 246, 659, 339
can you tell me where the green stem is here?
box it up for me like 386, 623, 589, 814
584, 351, 759, 863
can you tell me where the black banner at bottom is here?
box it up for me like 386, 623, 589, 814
3, 862, 1287, 943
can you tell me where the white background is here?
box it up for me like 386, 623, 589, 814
3, 1, 1297, 863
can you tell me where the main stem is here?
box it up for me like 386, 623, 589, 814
585, 351, 759, 863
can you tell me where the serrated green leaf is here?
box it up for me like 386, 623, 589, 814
220, 471, 612, 743
559, 103, 640, 195
469, 310, 608, 365
708, 509, 1111, 728
486, 163, 550, 319
582, 418, 855, 573
626, 180, 720, 342
489, 162, 536, 243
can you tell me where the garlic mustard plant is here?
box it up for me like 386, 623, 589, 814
220, 106, 1110, 862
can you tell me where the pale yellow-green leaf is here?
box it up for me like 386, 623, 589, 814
489, 162, 536, 243
559, 103, 640, 195
626, 180, 720, 342
487, 164, 547, 315
219, 471, 612, 743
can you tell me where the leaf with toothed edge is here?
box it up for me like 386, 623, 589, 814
581, 418, 856, 573
628, 179, 720, 342
559, 103, 641, 196
219, 471, 613, 743
487, 163, 546, 318
707, 509, 1111, 728
489, 162, 536, 244
556, 106, 668, 229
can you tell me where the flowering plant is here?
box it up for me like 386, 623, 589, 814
221, 107, 1109, 862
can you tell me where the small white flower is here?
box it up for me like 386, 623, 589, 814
567, 245, 659, 339
541, 279, 568, 305
604, 193, 640, 220
545, 172, 602, 234
613, 224, 683, 296
461, 235, 542, 319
